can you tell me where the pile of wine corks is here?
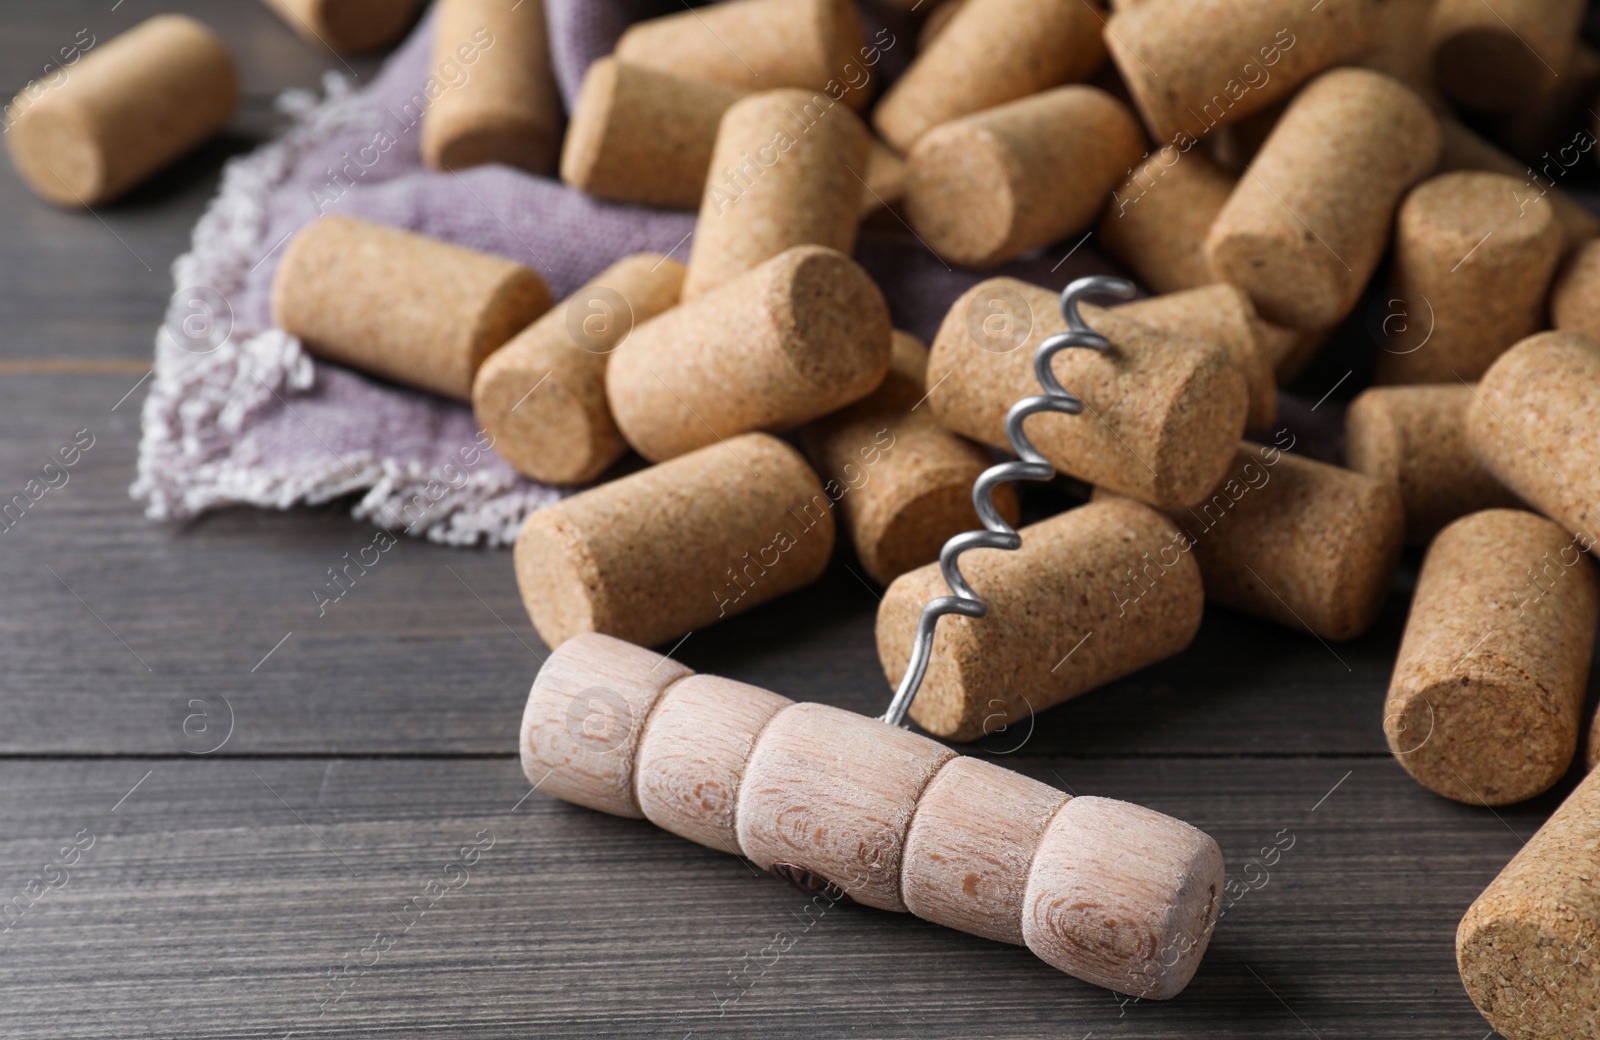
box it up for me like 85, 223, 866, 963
17, 0, 1600, 1032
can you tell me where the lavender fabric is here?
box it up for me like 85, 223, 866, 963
133, 1, 1118, 545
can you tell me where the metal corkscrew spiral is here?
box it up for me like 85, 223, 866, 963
881, 275, 1136, 728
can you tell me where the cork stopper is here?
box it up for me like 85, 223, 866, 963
272, 215, 552, 401
6, 15, 238, 207
873, 0, 1107, 153
1385, 509, 1598, 806
800, 331, 1019, 585
560, 58, 745, 211
514, 433, 835, 649
903, 85, 1145, 269
1550, 239, 1600, 342
259, 0, 417, 52
472, 254, 685, 485
1429, 0, 1582, 112
1346, 385, 1523, 544
607, 245, 892, 463
927, 277, 1248, 511
1434, 115, 1600, 253
1097, 149, 1236, 295
613, 0, 870, 109
876, 498, 1205, 741
1458, 765, 1600, 1039
1376, 172, 1560, 384
421, 0, 563, 175
683, 88, 872, 299
1205, 68, 1440, 331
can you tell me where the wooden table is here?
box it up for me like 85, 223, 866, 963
1, 4, 1583, 1037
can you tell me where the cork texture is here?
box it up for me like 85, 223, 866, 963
1429, 0, 1582, 111
1345, 385, 1522, 544
683, 88, 872, 299
259, 0, 417, 52
903, 85, 1145, 268
875, 498, 1205, 741
1467, 331, 1600, 546
1377, 172, 1560, 384
874, 0, 1107, 152
513, 433, 835, 648
927, 277, 1248, 510
472, 253, 685, 485
6, 14, 238, 207
561, 58, 745, 210
800, 331, 1019, 585
1435, 115, 1600, 252
422, 0, 563, 175
1550, 238, 1600, 342
1386, 509, 1598, 805
271, 215, 552, 401
1205, 68, 1440, 331
1097, 149, 1236, 295
608, 245, 892, 462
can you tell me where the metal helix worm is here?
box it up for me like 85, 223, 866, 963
881, 275, 1136, 728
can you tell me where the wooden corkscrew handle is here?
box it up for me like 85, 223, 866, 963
520, 634, 1224, 999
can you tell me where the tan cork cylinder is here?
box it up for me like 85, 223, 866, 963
259, 0, 417, 52
1468, 331, 1600, 546
1435, 116, 1600, 253
514, 433, 834, 649
521, 634, 1223, 996
1097, 149, 1235, 295
1551, 239, 1600, 342
472, 254, 685, 485
917, 0, 970, 49
1386, 509, 1598, 805
1459, 765, 1600, 1039
607, 245, 892, 462
272, 215, 551, 401
1429, 0, 1582, 112
613, 0, 869, 109
1100, 442, 1404, 640
6, 15, 238, 208
1345, 385, 1522, 544
560, 58, 744, 211
1085, 285, 1277, 433
873, 0, 1107, 153
421, 0, 563, 175
683, 89, 872, 299
927, 277, 1247, 510
876, 497, 1205, 741
1376, 172, 1560, 385
1205, 68, 1440, 332
1105, 0, 1377, 144
800, 331, 1019, 585
902, 86, 1145, 269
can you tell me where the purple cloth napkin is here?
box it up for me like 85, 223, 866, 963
133, 1, 1118, 545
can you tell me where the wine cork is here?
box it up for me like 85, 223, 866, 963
513, 433, 835, 649
608, 245, 892, 463
259, 0, 417, 52
683, 89, 872, 299
1550, 239, 1600, 342
1105, 0, 1378, 144
876, 497, 1205, 741
1084, 285, 1277, 433
1385, 509, 1598, 805
1100, 442, 1404, 641
928, 277, 1247, 510
560, 58, 745, 211
860, 138, 906, 216
1345, 385, 1522, 544
5, 15, 238, 208
1494, 40, 1600, 162
800, 331, 1019, 585
873, 0, 1107, 153
917, 0, 970, 49
1429, 0, 1582, 112
1097, 149, 1235, 295
1360, 0, 1440, 95
272, 216, 550, 401
613, 0, 870, 109
1434, 116, 1600, 253
1375, 172, 1560, 385
1459, 765, 1600, 1039
421, 0, 563, 175
902, 86, 1145, 269
1467, 331, 1600, 546
472, 254, 685, 485
1205, 68, 1440, 332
